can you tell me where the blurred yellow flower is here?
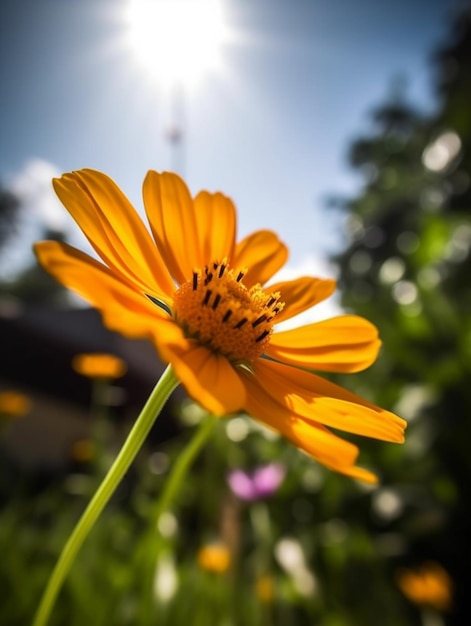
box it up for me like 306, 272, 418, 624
70, 439, 95, 463
0, 391, 31, 418
397, 561, 453, 612
35, 169, 407, 482
255, 575, 275, 604
197, 543, 231, 573
72, 353, 127, 379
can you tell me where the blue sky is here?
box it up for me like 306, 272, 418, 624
0, 0, 461, 289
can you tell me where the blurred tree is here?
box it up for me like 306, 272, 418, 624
0, 227, 70, 307
0, 174, 70, 307
0, 182, 19, 251
332, 5, 471, 625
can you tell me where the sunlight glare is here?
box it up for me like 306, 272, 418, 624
123, 0, 229, 86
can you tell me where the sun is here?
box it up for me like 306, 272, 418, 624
122, 0, 230, 87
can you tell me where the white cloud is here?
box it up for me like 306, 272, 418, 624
9, 158, 66, 231
1, 158, 91, 280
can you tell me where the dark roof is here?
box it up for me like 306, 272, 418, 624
0, 306, 184, 429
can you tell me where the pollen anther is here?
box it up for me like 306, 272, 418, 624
173, 261, 284, 363
252, 314, 267, 327
256, 330, 270, 342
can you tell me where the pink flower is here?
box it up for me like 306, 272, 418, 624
227, 463, 285, 501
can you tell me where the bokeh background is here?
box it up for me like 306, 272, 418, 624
1, 0, 470, 624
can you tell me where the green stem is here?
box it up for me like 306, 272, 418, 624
140, 412, 217, 623
152, 414, 216, 527
33, 365, 179, 626
90, 378, 113, 476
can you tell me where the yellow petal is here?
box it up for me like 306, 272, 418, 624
158, 341, 246, 415
53, 170, 175, 298
252, 358, 406, 443
143, 170, 205, 284
193, 190, 236, 264
243, 367, 383, 482
232, 230, 288, 287
268, 276, 336, 324
242, 369, 360, 467
267, 315, 382, 372
328, 463, 378, 484
34, 241, 181, 347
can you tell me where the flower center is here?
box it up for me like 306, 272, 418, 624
173, 260, 284, 363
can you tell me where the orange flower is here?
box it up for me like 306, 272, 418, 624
197, 543, 231, 573
70, 438, 95, 463
34, 169, 406, 482
0, 391, 31, 418
72, 353, 127, 379
397, 562, 453, 612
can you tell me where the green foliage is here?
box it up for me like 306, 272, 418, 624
0, 410, 417, 626
0, 228, 70, 307
331, 9, 471, 625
